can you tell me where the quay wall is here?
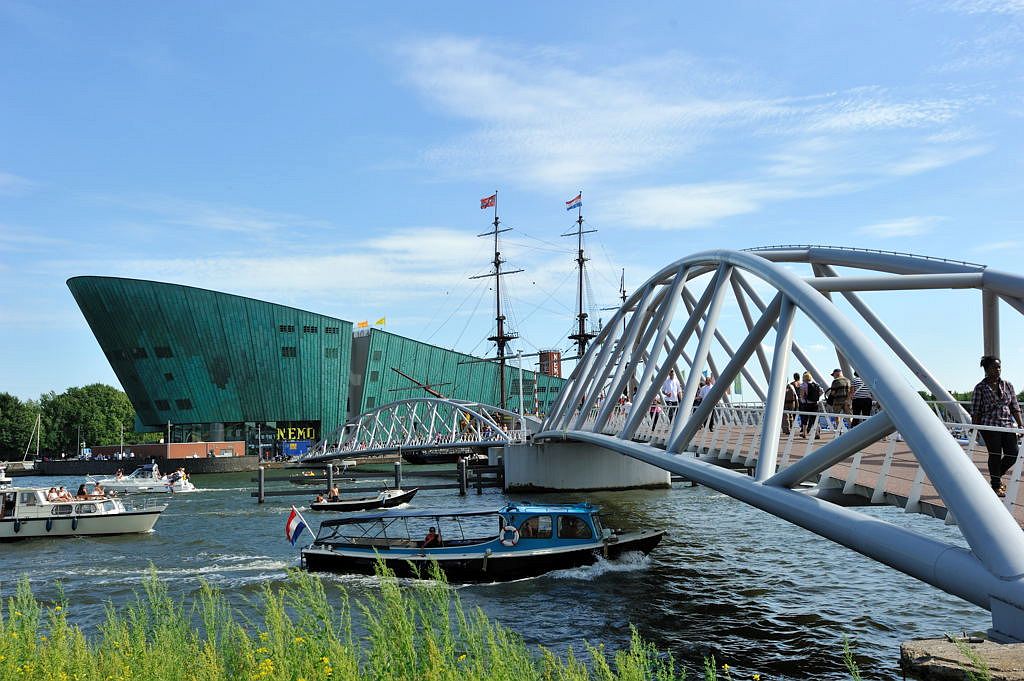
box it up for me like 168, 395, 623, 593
38, 455, 259, 476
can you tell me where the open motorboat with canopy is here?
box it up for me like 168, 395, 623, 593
300, 501, 664, 582
88, 463, 196, 494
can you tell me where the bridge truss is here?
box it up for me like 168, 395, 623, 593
300, 398, 532, 462
536, 245, 1024, 640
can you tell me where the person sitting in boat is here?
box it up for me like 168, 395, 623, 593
167, 468, 185, 484
75, 484, 89, 500
314, 494, 325, 503
91, 482, 106, 498
46, 487, 59, 502
114, 469, 124, 481
421, 527, 442, 548
58, 486, 72, 501
328, 485, 341, 502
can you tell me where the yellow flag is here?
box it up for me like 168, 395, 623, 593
356, 320, 369, 328
375, 317, 386, 326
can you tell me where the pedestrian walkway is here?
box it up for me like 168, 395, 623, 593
583, 405, 1024, 527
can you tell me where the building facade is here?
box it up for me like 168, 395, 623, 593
69, 276, 565, 456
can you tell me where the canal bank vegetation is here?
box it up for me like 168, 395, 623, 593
0, 564, 867, 681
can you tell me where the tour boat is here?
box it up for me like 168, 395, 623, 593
309, 487, 418, 512
0, 472, 166, 540
88, 463, 196, 494
300, 501, 664, 582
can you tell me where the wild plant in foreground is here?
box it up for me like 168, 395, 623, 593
0, 562, 873, 680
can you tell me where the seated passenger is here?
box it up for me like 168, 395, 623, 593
328, 486, 341, 502
46, 487, 59, 502
58, 486, 72, 501
314, 494, 325, 503
421, 526, 442, 548
75, 484, 89, 500
91, 483, 106, 498
114, 469, 124, 480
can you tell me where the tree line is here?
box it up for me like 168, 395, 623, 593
0, 384, 162, 459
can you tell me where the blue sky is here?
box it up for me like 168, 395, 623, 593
2, 1, 1023, 401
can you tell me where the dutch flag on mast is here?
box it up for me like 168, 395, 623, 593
285, 506, 310, 546
565, 193, 582, 211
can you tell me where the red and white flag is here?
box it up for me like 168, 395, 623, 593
480, 193, 497, 209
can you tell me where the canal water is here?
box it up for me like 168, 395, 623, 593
0, 469, 985, 680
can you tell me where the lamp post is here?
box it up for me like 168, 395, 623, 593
77, 424, 81, 458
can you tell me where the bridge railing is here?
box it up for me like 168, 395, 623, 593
577, 403, 1024, 523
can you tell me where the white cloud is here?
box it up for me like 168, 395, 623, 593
943, 0, 1024, 14
973, 239, 1024, 253
857, 216, 945, 238
0, 171, 34, 195
601, 183, 774, 230
398, 37, 988, 229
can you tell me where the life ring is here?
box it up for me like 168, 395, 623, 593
500, 525, 519, 547
45, 518, 53, 532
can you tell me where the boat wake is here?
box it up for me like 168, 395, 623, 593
548, 551, 651, 580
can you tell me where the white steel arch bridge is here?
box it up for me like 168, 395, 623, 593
299, 398, 536, 462
536, 245, 1024, 641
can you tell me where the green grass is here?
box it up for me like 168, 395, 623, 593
0, 562, 860, 681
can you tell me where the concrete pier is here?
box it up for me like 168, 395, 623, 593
902, 636, 1024, 680
503, 441, 671, 491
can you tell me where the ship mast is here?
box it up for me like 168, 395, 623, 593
470, 191, 522, 410
562, 191, 597, 359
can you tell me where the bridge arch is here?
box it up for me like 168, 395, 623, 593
537, 246, 1024, 639
300, 397, 532, 461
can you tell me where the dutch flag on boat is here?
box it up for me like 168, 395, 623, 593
285, 506, 309, 546
565, 193, 582, 211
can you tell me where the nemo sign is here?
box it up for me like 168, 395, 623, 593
276, 426, 317, 440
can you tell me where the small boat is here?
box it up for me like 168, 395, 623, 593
88, 463, 196, 494
310, 487, 418, 512
0, 470, 166, 540
300, 501, 664, 582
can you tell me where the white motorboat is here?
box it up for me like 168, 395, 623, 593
0, 471, 166, 539
88, 463, 196, 494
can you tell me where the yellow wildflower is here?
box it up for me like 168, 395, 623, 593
293, 636, 304, 644
258, 632, 268, 641
723, 663, 730, 671
753, 675, 761, 680
458, 654, 467, 661
54, 606, 62, 612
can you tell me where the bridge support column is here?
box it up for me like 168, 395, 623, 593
503, 441, 671, 491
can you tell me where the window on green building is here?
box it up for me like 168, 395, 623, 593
369, 370, 379, 381
155, 400, 171, 411
372, 350, 382, 361
154, 346, 174, 358
282, 346, 297, 358
175, 399, 193, 410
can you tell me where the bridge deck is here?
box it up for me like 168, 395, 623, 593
588, 410, 1024, 528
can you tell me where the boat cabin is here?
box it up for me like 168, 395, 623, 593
311, 502, 609, 551
1, 488, 121, 521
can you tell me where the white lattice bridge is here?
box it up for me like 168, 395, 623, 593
535, 246, 1024, 641
300, 398, 536, 462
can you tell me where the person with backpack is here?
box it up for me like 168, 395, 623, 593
826, 369, 853, 429
799, 372, 822, 437
782, 373, 800, 435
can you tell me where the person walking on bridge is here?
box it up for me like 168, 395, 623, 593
971, 355, 1024, 497
662, 369, 681, 421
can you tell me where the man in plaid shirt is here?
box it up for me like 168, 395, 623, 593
971, 355, 1024, 497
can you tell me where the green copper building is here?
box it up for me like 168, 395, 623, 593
68, 276, 564, 455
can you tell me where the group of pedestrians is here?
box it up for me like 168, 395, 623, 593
780, 368, 876, 437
